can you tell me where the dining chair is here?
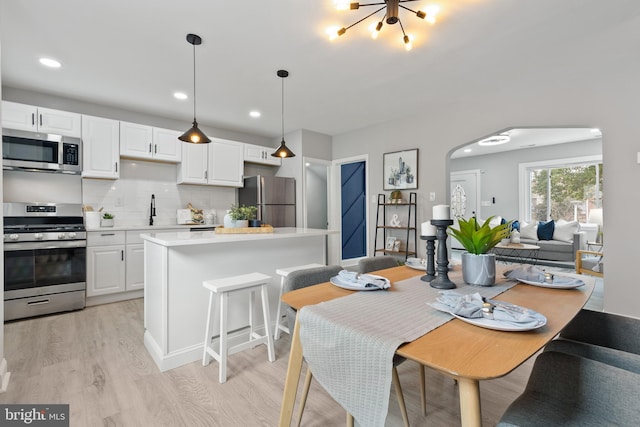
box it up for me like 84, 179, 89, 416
357, 255, 398, 274
497, 350, 640, 426
357, 255, 429, 418
285, 264, 411, 427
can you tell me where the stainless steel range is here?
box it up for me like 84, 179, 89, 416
3, 202, 86, 321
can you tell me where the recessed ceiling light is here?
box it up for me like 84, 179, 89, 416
464, 148, 472, 153
39, 57, 61, 68
590, 128, 601, 134
173, 92, 188, 100
249, 111, 261, 118
477, 134, 510, 146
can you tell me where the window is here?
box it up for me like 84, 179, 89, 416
519, 156, 603, 223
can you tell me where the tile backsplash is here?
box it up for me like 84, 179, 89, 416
82, 159, 236, 226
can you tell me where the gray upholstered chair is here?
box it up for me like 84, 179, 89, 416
559, 309, 640, 355
285, 264, 413, 427
357, 255, 398, 273
283, 265, 343, 334
497, 351, 640, 426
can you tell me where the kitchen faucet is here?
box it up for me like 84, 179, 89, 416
149, 194, 156, 225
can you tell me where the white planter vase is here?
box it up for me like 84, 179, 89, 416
223, 213, 248, 228
101, 218, 114, 227
461, 252, 496, 286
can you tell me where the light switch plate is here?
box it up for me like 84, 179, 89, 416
429, 192, 436, 201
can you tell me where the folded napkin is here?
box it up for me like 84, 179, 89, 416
434, 290, 540, 326
337, 270, 390, 290
503, 265, 547, 282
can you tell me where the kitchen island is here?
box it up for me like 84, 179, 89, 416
141, 227, 336, 371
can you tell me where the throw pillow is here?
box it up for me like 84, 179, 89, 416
537, 220, 555, 240
520, 221, 538, 240
553, 220, 579, 242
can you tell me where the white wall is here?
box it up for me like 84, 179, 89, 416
333, 45, 640, 318
83, 160, 236, 226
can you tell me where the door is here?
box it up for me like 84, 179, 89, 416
341, 161, 367, 260
82, 115, 120, 179
303, 158, 330, 229
450, 170, 481, 249
261, 205, 296, 228
152, 127, 182, 162
261, 176, 295, 205
208, 139, 244, 187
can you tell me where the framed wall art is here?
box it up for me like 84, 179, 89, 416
383, 149, 418, 190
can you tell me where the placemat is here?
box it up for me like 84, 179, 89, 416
298, 271, 515, 427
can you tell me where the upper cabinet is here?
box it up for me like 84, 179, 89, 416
244, 143, 281, 166
82, 115, 120, 179
1, 101, 81, 137
178, 138, 244, 187
119, 121, 182, 163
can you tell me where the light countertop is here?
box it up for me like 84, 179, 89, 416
86, 223, 221, 232
141, 227, 337, 247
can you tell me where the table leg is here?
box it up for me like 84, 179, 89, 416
279, 317, 304, 427
458, 377, 482, 427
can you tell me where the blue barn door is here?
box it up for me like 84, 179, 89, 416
341, 161, 366, 260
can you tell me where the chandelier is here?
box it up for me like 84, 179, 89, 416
328, 1, 440, 50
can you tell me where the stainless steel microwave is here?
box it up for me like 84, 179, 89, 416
2, 128, 82, 174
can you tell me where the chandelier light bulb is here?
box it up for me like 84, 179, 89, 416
370, 21, 383, 39
334, 0, 350, 11
423, 5, 440, 24
404, 34, 413, 51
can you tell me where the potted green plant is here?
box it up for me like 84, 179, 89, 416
224, 204, 257, 228
101, 212, 115, 227
448, 216, 511, 286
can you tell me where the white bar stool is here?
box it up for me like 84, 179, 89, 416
274, 263, 324, 340
202, 272, 275, 383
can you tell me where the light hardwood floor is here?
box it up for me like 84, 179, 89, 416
0, 276, 603, 427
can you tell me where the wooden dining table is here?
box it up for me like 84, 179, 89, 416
278, 265, 594, 427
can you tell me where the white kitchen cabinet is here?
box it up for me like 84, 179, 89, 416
119, 121, 182, 163
244, 143, 281, 166
87, 231, 126, 297
81, 115, 120, 179
177, 142, 208, 184
178, 138, 244, 187
1, 101, 81, 137
125, 244, 145, 291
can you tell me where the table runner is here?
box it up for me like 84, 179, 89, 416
298, 271, 516, 427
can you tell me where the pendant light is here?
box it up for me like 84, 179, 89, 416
271, 69, 295, 158
179, 33, 211, 144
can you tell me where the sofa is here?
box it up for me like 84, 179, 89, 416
450, 217, 585, 264
516, 219, 585, 262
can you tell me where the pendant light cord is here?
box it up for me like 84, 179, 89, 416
192, 42, 197, 121
281, 76, 285, 140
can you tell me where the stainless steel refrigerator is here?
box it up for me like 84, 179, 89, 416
238, 176, 296, 227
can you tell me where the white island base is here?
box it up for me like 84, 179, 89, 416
142, 228, 334, 371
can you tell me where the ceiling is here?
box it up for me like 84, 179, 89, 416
1, 1, 638, 140
450, 127, 602, 159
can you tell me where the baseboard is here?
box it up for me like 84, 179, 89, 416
0, 358, 11, 393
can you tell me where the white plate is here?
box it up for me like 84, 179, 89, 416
405, 261, 426, 271
329, 274, 390, 291
428, 300, 547, 331
518, 275, 585, 289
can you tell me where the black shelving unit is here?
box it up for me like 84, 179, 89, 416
374, 192, 417, 261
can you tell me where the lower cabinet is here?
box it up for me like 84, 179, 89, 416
87, 231, 126, 297
87, 228, 182, 302
125, 244, 145, 291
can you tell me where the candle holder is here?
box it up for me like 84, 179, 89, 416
429, 219, 456, 289
420, 235, 436, 282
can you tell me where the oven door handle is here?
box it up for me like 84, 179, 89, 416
3, 240, 87, 251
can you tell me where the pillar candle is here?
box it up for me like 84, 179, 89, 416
421, 221, 437, 236
432, 204, 451, 220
